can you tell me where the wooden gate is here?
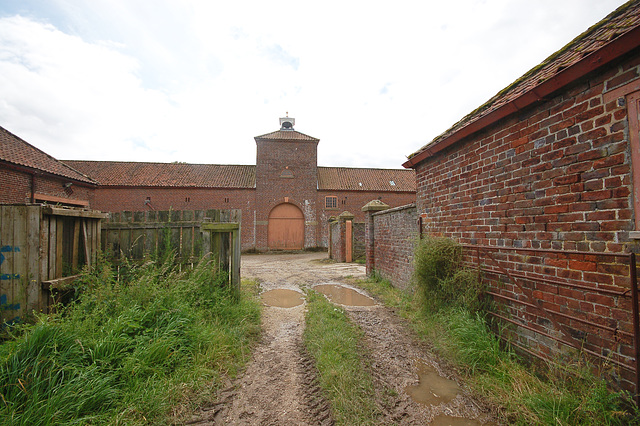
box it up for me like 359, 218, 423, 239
268, 203, 304, 250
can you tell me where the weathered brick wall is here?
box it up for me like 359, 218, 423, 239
414, 51, 640, 390
255, 138, 319, 249
92, 187, 256, 249
0, 167, 31, 203
371, 204, 417, 290
0, 166, 94, 207
416, 52, 640, 253
318, 190, 415, 247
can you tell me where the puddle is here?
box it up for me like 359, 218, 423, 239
261, 289, 304, 308
431, 415, 484, 426
405, 361, 461, 406
313, 284, 376, 306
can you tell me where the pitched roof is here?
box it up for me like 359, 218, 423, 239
64, 161, 256, 188
318, 167, 415, 192
0, 126, 95, 184
405, 0, 640, 167
254, 129, 319, 141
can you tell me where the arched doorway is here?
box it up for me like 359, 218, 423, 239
268, 203, 304, 250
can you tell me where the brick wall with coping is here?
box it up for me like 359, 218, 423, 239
365, 203, 418, 290
413, 51, 640, 390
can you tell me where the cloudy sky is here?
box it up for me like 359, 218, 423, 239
0, 0, 629, 169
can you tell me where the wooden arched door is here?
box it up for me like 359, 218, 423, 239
268, 203, 304, 250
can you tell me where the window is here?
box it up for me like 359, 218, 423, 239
280, 168, 294, 178
325, 196, 337, 209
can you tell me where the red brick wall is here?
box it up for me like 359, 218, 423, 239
415, 52, 640, 253
92, 187, 256, 249
369, 204, 417, 290
317, 190, 415, 247
413, 51, 640, 389
0, 167, 31, 203
0, 166, 94, 207
255, 137, 320, 249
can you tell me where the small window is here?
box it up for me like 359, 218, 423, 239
390, 180, 396, 186
280, 168, 294, 178
224, 197, 230, 203
325, 196, 337, 209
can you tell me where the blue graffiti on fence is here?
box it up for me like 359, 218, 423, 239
0, 246, 21, 277
0, 295, 20, 311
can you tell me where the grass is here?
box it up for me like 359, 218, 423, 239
355, 273, 640, 425
0, 254, 261, 425
303, 290, 382, 425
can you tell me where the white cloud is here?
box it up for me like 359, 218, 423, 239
0, 0, 630, 168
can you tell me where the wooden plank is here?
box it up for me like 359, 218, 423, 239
55, 217, 63, 279
41, 274, 81, 291
71, 219, 80, 272
1, 206, 13, 324
82, 220, 90, 270
200, 223, 240, 232
13, 206, 27, 321
48, 216, 56, 281
231, 228, 241, 293
101, 222, 204, 230
42, 206, 108, 219
26, 206, 40, 313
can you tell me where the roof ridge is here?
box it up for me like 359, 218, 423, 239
0, 126, 96, 184
64, 160, 255, 168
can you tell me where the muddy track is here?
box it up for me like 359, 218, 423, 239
190, 253, 497, 425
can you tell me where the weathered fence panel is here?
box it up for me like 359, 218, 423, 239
102, 209, 241, 290
0, 204, 106, 326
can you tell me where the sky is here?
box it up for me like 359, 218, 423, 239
0, 0, 630, 169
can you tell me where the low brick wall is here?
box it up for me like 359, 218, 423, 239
365, 203, 418, 290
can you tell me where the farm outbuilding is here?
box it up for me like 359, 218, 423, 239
402, 1, 640, 392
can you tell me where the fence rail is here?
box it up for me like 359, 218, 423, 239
102, 209, 241, 291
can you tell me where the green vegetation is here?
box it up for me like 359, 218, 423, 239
0, 255, 261, 425
355, 236, 638, 425
303, 290, 382, 425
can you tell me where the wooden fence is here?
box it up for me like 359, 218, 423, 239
0, 204, 107, 326
101, 209, 241, 290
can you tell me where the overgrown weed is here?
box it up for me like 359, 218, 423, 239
356, 239, 639, 425
303, 290, 381, 425
0, 253, 261, 425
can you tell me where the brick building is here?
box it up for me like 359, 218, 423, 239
402, 1, 640, 387
0, 126, 96, 207
49, 117, 416, 251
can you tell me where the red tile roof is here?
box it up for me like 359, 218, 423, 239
0, 126, 95, 184
406, 0, 640, 165
254, 130, 319, 141
318, 167, 416, 192
63, 160, 415, 192
64, 161, 256, 188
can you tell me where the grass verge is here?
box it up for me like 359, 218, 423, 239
0, 255, 261, 425
353, 274, 640, 426
303, 290, 381, 425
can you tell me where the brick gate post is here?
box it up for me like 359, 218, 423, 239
361, 200, 389, 276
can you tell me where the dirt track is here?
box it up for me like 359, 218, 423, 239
190, 252, 496, 425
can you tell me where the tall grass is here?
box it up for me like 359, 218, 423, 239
303, 290, 382, 425
0, 254, 261, 425
355, 239, 639, 425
